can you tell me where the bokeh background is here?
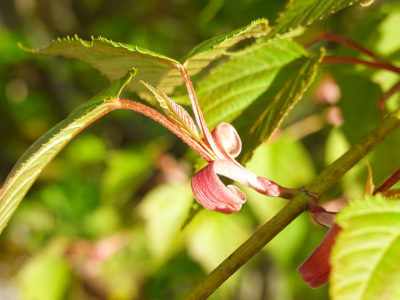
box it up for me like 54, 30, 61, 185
1, 0, 400, 299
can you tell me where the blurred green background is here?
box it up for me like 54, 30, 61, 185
1, 0, 400, 299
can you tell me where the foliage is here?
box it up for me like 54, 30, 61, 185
1, 0, 400, 299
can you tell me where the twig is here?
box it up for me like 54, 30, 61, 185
377, 80, 400, 116
183, 108, 400, 299
309, 32, 389, 66
321, 56, 400, 75
374, 168, 400, 195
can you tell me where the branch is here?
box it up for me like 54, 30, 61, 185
116, 99, 214, 161
321, 56, 400, 75
378, 80, 400, 116
183, 108, 400, 299
309, 32, 389, 66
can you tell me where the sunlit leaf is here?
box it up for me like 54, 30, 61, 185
22, 20, 269, 102
331, 195, 400, 300
0, 71, 134, 234
189, 39, 306, 128
161, 19, 270, 97
182, 19, 269, 65
234, 48, 324, 164
270, 0, 362, 38
20, 36, 177, 102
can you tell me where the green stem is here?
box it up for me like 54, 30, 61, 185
184, 108, 400, 300
305, 108, 400, 196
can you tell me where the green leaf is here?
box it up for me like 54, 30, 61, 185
270, 0, 362, 38
0, 71, 134, 235
234, 48, 324, 164
21, 36, 178, 102
22, 20, 269, 102
181, 18, 269, 66
191, 39, 306, 128
331, 195, 400, 300
162, 19, 270, 98
137, 183, 193, 266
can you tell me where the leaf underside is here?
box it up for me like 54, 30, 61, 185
235, 48, 324, 164
331, 195, 400, 300
0, 71, 134, 234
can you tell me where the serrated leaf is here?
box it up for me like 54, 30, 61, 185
22, 20, 269, 102
0, 71, 134, 234
140, 81, 202, 144
21, 36, 179, 102
270, 0, 362, 38
181, 19, 269, 65
382, 189, 400, 199
331, 195, 400, 300
190, 39, 306, 129
234, 48, 324, 164
161, 19, 270, 95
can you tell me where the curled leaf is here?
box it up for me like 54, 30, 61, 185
191, 160, 246, 214
211, 123, 242, 159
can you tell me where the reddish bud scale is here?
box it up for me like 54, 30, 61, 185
298, 223, 342, 288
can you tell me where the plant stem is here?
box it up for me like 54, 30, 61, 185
374, 168, 400, 194
116, 99, 214, 162
177, 65, 222, 159
183, 191, 309, 300
378, 79, 400, 116
184, 108, 400, 299
305, 108, 400, 196
321, 56, 400, 75
310, 32, 389, 66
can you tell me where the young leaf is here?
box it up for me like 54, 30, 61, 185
270, 0, 362, 38
20, 36, 179, 102
161, 19, 269, 93
0, 71, 134, 234
140, 81, 202, 143
192, 39, 306, 128
22, 20, 269, 102
330, 195, 400, 300
181, 19, 269, 66
234, 49, 324, 164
